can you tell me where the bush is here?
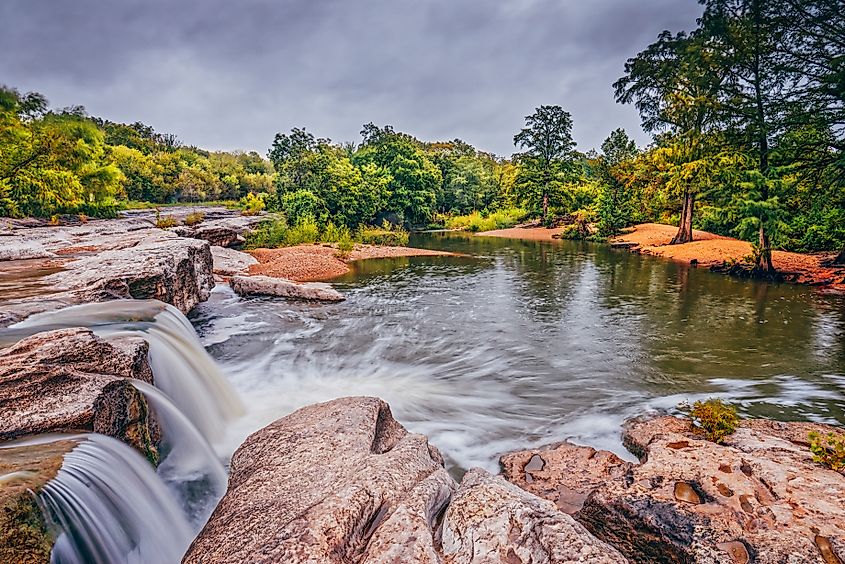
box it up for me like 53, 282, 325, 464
184, 211, 205, 226
279, 189, 325, 225
689, 399, 739, 443
356, 221, 409, 246
245, 217, 288, 249
335, 234, 355, 258
560, 209, 594, 240
320, 221, 349, 243
285, 216, 320, 245
239, 192, 266, 216
155, 211, 179, 228
808, 431, 845, 471
445, 207, 528, 232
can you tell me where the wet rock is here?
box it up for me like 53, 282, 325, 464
0, 439, 79, 564
501, 442, 633, 514
230, 274, 345, 302
211, 246, 258, 277
183, 397, 455, 563
186, 397, 624, 563
441, 468, 627, 563
0, 329, 159, 463
569, 416, 845, 563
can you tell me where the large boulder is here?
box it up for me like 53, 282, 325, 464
211, 246, 258, 277
0, 328, 159, 463
230, 274, 345, 302
503, 416, 845, 564
441, 468, 626, 563
185, 397, 626, 564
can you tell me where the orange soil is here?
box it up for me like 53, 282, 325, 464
248, 243, 454, 282
614, 223, 845, 288
476, 226, 566, 240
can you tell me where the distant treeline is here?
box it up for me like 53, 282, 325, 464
1, 1, 842, 267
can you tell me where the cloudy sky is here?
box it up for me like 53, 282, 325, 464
1, 0, 701, 156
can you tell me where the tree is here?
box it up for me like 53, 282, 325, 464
594, 129, 639, 236
512, 105, 577, 220
615, 30, 724, 244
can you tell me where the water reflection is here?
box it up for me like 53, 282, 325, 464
192, 232, 845, 471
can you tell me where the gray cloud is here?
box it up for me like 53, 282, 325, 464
0, 0, 702, 156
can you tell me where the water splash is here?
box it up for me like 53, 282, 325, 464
39, 434, 193, 564
10, 300, 244, 443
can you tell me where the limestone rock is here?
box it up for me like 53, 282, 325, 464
570, 416, 845, 564
211, 246, 258, 277
441, 468, 627, 563
0, 328, 159, 463
500, 442, 633, 513
0, 241, 54, 261
230, 274, 345, 302
183, 397, 455, 563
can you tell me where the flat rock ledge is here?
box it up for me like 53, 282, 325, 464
502, 415, 845, 564
184, 397, 623, 564
0, 220, 215, 326
230, 274, 345, 302
0, 328, 160, 463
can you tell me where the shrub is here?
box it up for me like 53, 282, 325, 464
155, 211, 179, 228
239, 192, 266, 216
184, 211, 205, 226
808, 431, 845, 471
285, 216, 319, 245
356, 221, 409, 246
689, 399, 739, 443
335, 234, 355, 258
560, 209, 594, 240
445, 207, 528, 233
321, 221, 349, 243
245, 217, 288, 249
279, 189, 324, 225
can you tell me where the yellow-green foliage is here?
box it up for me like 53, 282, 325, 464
335, 235, 355, 258
689, 398, 739, 443
356, 221, 409, 246
154, 211, 179, 228
245, 217, 288, 249
285, 216, 319, 245
809, 431, 845, 471
184, 211, 205, 226
239, 192, 266, 216
445, 207, 527, 232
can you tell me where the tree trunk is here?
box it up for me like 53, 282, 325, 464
755, 222, 775, 273
833, 246, 845, 265
542, 192, 549, 221
670, 190, 694, 245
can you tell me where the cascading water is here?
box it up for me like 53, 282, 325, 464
130, 379, 227, 524
36, 434, 194, 564
8, 299, 244, 444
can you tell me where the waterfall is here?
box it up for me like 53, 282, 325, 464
38, 434, 193, 564
9, 300, 244, 443
130, 379, 227, 524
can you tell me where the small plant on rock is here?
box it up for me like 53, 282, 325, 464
155, 212, 179, 228
808, 431, 845, 471
184, 211, 205, 226
689, 398, 739, 443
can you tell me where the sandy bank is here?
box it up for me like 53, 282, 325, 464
248, 243, 454, 282
476, 226, 565, 240
613, 223, 844, 289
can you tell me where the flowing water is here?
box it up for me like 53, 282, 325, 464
191, 232, 845, 470
36, 434, 193, 563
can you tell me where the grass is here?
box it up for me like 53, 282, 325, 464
124, 200, 239, 210
245, 217, 409, 251
184, 211, 205, 226
809, 431, 845, 471
154, 212, 179, 228
356, 221, 409, 246
445, 207, 527, 232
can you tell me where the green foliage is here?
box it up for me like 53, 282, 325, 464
239, 192, 266, 216
689, 399, 739, 443
560, 209, 594, 240
355, 221, 409, 246
808, 431, 845, 471
445, 207, 527, 232
184, 211, 204, 226
245, 217, 288, 249
284, 216, 320, 245
279, 189, 325, 226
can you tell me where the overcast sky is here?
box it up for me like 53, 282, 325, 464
1, 0, 702, 156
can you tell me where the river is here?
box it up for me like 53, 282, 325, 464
191, 232, 845, 472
